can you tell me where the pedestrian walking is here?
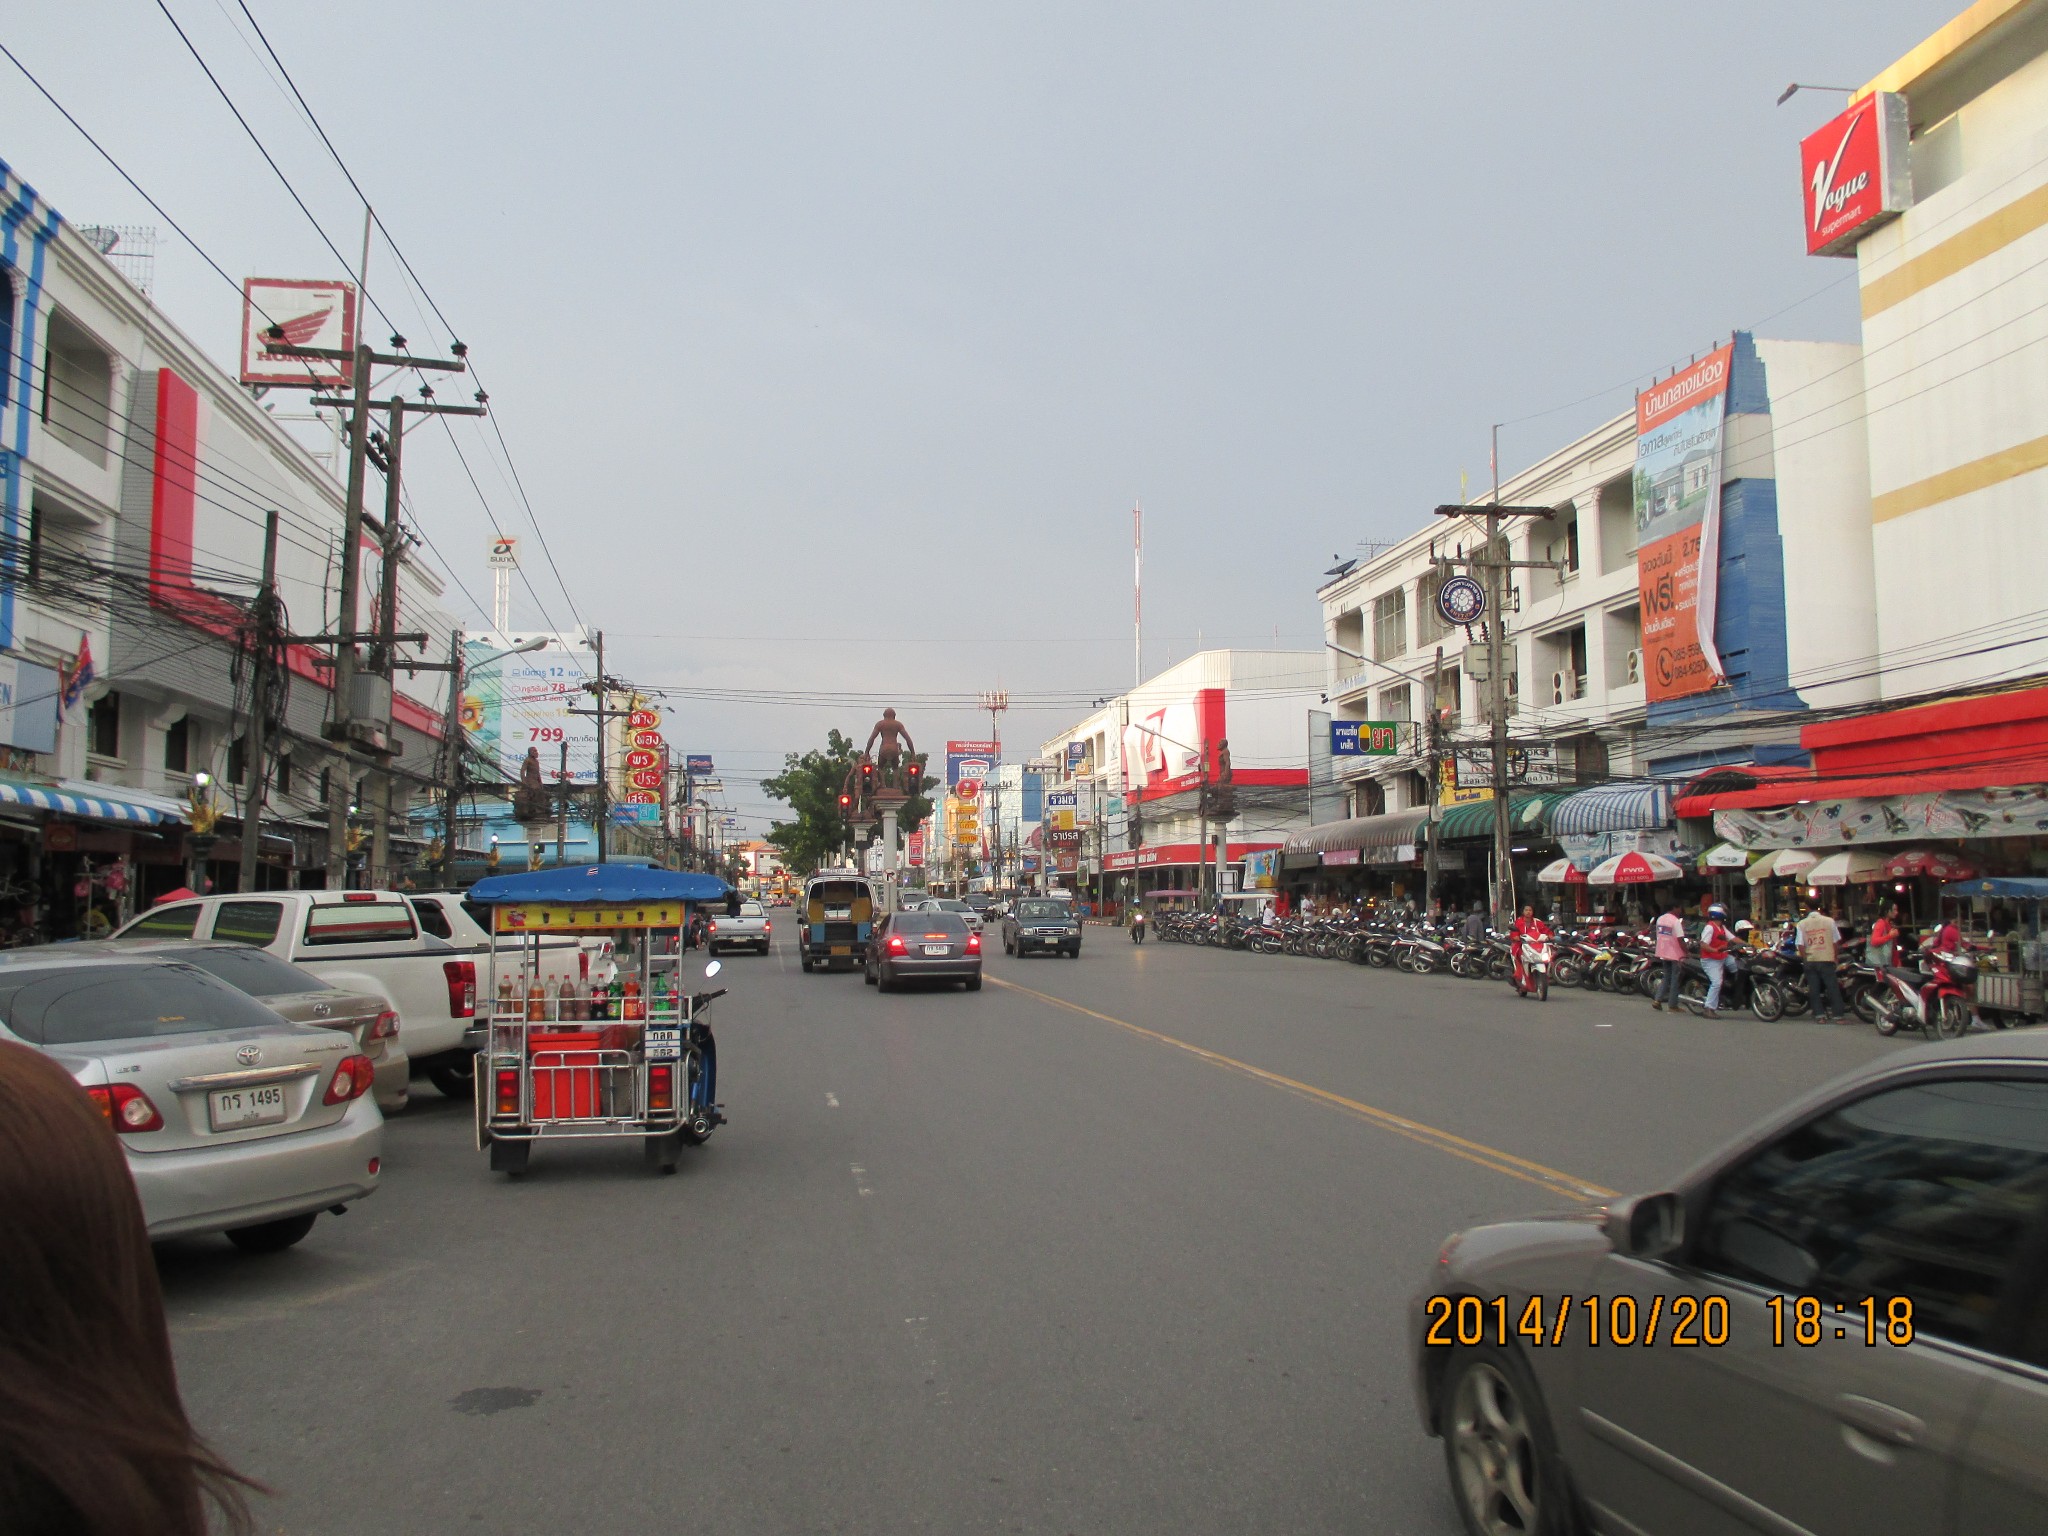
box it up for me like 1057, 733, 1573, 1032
1869, 903, 1900, 973
1699, 903, 1732, 1015
1463, 901, 1486, 944
1796, 902, 1849, 1021
0, 1041, 257, 1534
1651, 900, 1687, 1011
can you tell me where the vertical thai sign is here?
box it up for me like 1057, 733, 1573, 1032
1634, 345, 1733, 702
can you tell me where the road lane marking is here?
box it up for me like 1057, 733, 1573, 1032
986, 976, 1617, 1203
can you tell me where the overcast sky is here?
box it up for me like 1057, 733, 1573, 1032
5, 2, 1952, 836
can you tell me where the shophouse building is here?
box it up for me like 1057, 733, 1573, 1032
2, 155, 455, 931
1040, 648, 1321, 907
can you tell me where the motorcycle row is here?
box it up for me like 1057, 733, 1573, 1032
1141, 908, 1980, 1037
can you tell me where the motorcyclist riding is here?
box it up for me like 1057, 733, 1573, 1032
1509, 903, 1553, 998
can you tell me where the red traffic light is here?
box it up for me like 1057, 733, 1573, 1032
837, 793, 851, 809
860, 761, 875, 781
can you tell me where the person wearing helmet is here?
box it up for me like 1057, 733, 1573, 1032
1699, 903, 1732, 1016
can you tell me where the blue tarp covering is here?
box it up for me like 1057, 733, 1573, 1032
1941, 877, 2048, 901
467, 865, 731, 905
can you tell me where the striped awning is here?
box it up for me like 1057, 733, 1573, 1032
1550, 782, 1672, 836
1432, 790, 1573, 842
0, 780, 179, 825
1283, 806, 1430, 855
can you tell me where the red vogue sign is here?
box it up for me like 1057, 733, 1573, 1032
1800, 93, 1911, 257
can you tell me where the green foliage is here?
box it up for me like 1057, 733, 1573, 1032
761, 731, 935, 875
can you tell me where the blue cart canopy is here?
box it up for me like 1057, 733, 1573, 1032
468, 866, 732, 906
1941, 877, 2048, 901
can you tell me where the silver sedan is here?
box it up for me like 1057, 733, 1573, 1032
0, 952, 382, 1252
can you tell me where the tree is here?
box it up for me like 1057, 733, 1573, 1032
761, 730, 936, 875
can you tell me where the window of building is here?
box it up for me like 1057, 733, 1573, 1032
318, 768, 331, 804
39, 309, 113, 466
1375, 684, 1411, 722
163, 717, 188, 774
1417, 574, 1449, 644
1372, 589, 1407, 661
25, 498, 42, 582
1353, 780, 1386, 817
1598, 478, 1637, 576
87, 692, 120, 759
1693, 1077, 2048, 1353
226, 734, 247, 787
275, 752, 292, 794
1605, 606, 1644, 689
1547, 515, 1580, 577
0, 267, 13, 413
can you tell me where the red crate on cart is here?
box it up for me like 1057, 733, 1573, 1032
528, 1031, 606, 1120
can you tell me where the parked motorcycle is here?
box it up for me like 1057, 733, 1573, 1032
1874, 951, 1976, 1039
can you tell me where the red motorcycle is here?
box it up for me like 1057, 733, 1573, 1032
1874, 949, 1976, 1039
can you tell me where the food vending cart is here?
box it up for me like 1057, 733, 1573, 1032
465, 865, 732, 1176
1941, 875, 2048, 1027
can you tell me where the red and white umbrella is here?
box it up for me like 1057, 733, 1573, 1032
1587, 851, 1685, 886
1882, 848, 1979, 881
1535, 857, 1587, 885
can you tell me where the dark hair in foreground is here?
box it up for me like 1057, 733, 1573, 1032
0, 1040, 257, 1535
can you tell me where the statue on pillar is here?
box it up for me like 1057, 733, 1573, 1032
865, 708, 916, 791
511, 746, 549, 823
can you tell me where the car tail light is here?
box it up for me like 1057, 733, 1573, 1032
494, 1067, 520, 1117
708, 921, 719, 934
367, 1157, 381, 1176
647, 1064, 675, 1112
343, 891, 377, 902
86, 1084, 164, 1134
323, 1054, 376, 1105
764, 921, 771, 932
967, 933, 981, 953
444, 960, 476, 1018
887, 935, 907, 954
369, 1009, 400, 1040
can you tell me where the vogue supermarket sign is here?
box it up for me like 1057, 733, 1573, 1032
1800, 93, 1911, 257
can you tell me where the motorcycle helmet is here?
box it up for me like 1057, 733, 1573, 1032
1733, 919, 1754, 934
1708, 904, 1728, 919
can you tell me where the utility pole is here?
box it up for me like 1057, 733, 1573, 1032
1423, 644, 1442, 914
265, 329, 472, 887
436, 630, 462, 885
567, 631, 614, 863
236, 511, 280, 895
1434, 491, 1560, 927
556, 740, 570, 867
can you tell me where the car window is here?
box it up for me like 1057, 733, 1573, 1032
739, 902, 764, 917
211, 900, 284, 946
1694, 1076, 2048, 1351
908, 913, 968, 935
177, 946, 330, 997
124, 903, 200, 939
1018, 900, 1068, 922
461, 900, 495, 936
0, 964, 284, 1044
937, 901, 973, 914
302, 900, 417, 946
410, 898, 453, 939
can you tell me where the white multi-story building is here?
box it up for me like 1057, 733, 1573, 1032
1317, 330, 1878, 827
1, 155, 455, 929
1040, 648, 1323, 901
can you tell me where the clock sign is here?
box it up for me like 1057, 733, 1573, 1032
1437, 575, 1486, 628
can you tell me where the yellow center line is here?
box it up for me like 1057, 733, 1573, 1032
986, 975, 1618, 1204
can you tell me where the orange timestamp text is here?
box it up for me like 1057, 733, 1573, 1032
1423, 1294, 1917, 1349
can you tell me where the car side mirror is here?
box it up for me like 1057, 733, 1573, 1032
1603, 1192, 1684, 1259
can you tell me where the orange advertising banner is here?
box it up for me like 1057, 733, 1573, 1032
1634, 344, 1734, 702
1638, 525, 1717, 700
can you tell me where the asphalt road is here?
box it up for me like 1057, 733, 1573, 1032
160, 928, 1904, 1534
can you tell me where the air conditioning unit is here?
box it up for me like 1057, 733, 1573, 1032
1625, 648, 1642, 684
1551, 670, 1573, 705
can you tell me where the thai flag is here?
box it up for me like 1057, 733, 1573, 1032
60, 634, 94, 714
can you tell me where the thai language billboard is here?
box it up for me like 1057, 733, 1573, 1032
1634, 345, 1732, 702
945, 739, 998, 789
462, 636, 599, 784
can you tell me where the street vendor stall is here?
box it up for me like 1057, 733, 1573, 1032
1940, 875, 2048, 1026
466, 865, 732, 1176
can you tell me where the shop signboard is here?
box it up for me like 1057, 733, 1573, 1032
907, 830, 925, 867
1120, 690, 1224, 794
1066, 740, 1095, 776
1713, 786, 2048, 850
629, 768, 662, 790
463, 635, 599, 784
609, 803, 660, 825
946, 740, 997, 788
1450, 742, 1565, 788
239, 278, 357, 386
1439, 758, 1490, 807
1046, 827, 1082, 848
1634, 344, 1733, 703
623, 789, 660, 804
1321, 848, 1361, 867
1242, 849, 1279, 889
1331, 719, 1400, 757
1046, 787, 1078, 831
0, 657, 60, 753
1800, 93, 1912, 257
1054, 849, 1079, 874
1021, 772, 1042, 825
628, 708, 660, 730
624, 749, 659, 771
686, 754, 714, 773
632, 730, 664, 750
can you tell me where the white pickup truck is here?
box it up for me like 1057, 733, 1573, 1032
114, 890, 501, 1099
707, 899, 773, 955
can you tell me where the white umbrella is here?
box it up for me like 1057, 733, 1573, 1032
1770, 848, 1820, 880
1806, 849, 1890, 886
1535, 857, 1586, 885
1701, 842, 1751, 869
1588, 850, 1686, 885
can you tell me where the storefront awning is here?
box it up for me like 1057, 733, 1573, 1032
1550, 782, 1672, 836
1432, 791, 1572, 842
1282, 807, 1429, 855
0, 779, 182, 826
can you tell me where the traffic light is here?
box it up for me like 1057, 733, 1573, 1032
905, 760, 922, 796
860, 760, 876, 791
837, 792, 852, 811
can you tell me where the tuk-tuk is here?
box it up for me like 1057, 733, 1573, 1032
799, 868, 877, 973
465, 865, 731, 1176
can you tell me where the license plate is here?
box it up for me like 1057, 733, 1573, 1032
923, 943, 949, 956
831, 945, 850, 956
208, 1083, 287, 1131
644, 1028, 681, 1060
